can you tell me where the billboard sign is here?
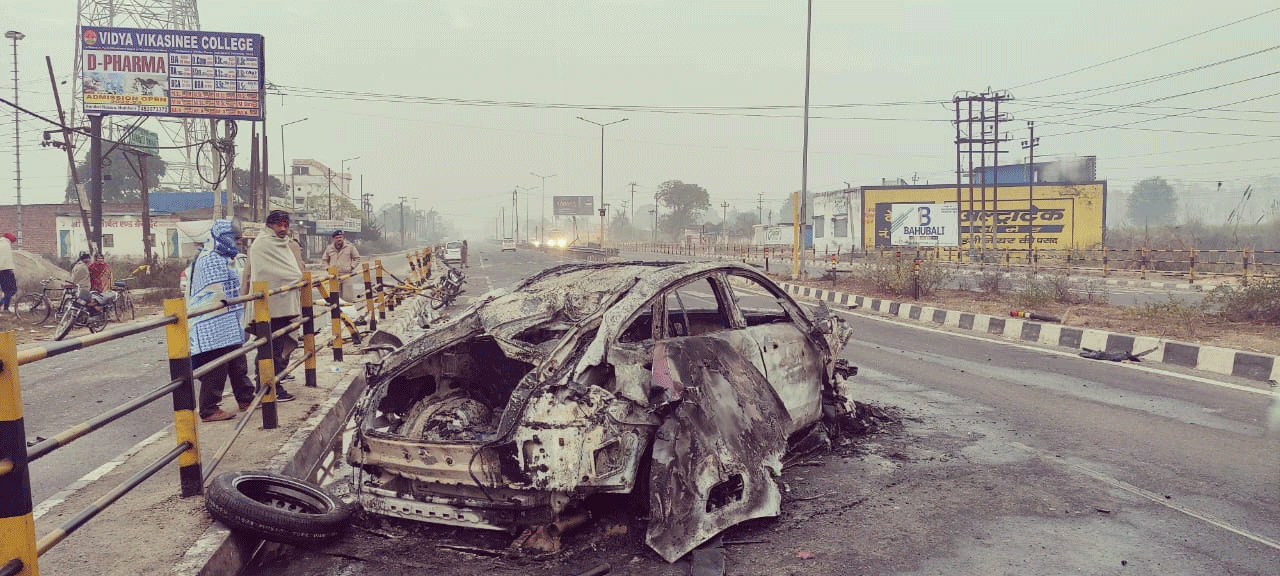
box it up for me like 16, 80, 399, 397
79, 26, 264, 120
125, 126, 160, 156
887, 202, 959, 247
863, 183, 1107, 251
553, 195, 595, 216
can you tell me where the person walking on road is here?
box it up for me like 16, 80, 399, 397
242, 210, 300, 401
0, 232, 16, 312
322, 230, 361, 302
188, 220, 258, 422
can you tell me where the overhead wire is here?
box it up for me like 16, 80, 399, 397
1002, 6, 1280, 90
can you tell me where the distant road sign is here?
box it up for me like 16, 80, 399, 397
553, 195, 595, 216
126, 126, 159, 156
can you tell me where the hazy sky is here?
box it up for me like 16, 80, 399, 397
2, 0, 1278, 237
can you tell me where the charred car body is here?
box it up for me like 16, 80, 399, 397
346, 261, 855, 561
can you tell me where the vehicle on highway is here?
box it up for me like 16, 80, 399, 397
443, 240, 464, 264
346, 261, 856, 562
501, 237, 516, 252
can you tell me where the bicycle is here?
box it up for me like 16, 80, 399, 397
112, 277, 136, 321
16, 277, 77, 325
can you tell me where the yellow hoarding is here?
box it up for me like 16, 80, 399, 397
862, 182, 1106, 251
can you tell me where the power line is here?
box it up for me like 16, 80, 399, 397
1003, 6, 1280, 90
1046, 89, 1280, 138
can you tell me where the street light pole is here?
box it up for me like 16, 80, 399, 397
6, 30, 24, 249
338, 156, 360, 222
577, 116, 627, 247
280, 117, 308, 212
531, 172, 556, 243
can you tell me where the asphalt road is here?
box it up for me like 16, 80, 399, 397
20, 253, 420, 510
254, 245, 1279, 575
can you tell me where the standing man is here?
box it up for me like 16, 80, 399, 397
0, 232, 15, 312
322, 230, 360, 302
188, 220, 257, 421
242, 210, 300, 402
461, 239, 468, 268
70, 252, 92, 291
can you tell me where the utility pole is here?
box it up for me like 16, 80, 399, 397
46, 56, 92, 243
629, 182, 637, 237
954, 90, 1012, 260
7, 30, 24, 248
794, 0, 813, 280
398, 196, 407, 249
531, 172, 556, 243
757, 192, 764, 228
1021, 121, 1039, 261
721, 201, 730, 245
512, 187, 519, 241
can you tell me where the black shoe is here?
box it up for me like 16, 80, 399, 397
280, 373, 296, 382
276, 391, 297, 402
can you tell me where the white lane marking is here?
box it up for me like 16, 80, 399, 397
33, 427, 170, 520
1011, 442, 1280, 551
736, 285, 1271, 397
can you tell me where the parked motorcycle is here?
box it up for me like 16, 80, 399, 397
53, 288, 116, 341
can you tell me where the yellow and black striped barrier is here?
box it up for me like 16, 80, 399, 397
362, 262, 377, 333
375, 260, 387, 319
328, 267, 343, 362
251, 281, 279, 430
301, 272, 318, 389
0, 332, 37, 576
162, 298, 203, 498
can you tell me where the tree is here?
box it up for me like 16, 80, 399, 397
1127, 177, 1179, 227
655, 180, 710, 240
228, 168, 286, 204
67, 148, 167, 204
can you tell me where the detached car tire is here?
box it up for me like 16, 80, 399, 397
205, 470, 353, 547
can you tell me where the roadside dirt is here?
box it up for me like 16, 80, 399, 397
783, 273, 1280, 358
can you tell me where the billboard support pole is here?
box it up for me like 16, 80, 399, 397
89, 113, 103, 254
140, 153, 152, 263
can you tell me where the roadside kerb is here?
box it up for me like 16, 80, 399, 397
777, 281, 1280, 384
173, 293, 430, 576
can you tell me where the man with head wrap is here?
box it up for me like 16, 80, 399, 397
187, 220, 258, 421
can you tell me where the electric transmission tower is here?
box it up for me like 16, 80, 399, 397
72, 0, 211, 190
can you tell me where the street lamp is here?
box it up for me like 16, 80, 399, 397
577, 116, 628, 246
531, 172, 556, 243
280, 117, 308, 211
335, 155, 360, 220
6, 30, 24, 249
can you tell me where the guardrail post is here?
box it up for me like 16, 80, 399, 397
301, 272, 318, 389
1189, 247, 1197, 284
251, 281, 278, 430
375, 259, 387, 320
328, 267, 343, 362
0, 331, 38, 576
406, 252, 418, 285
162, 298, 203, 496
422, 250, 432, 280
362, 263, 377, 333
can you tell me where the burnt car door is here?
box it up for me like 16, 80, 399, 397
643, 274, 794, 562
720, 271, 826, 434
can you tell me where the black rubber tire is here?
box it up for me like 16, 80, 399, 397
53, 306, 77, 341
120, 293, 135, 320
17, 294, 50, 325
88, 311, 107, 333
205, 470, 353, 547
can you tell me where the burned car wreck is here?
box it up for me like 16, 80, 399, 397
347, 261, 855, 562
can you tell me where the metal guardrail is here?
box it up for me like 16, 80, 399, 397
0, 248, 438, 576
618, 242, 1278, 285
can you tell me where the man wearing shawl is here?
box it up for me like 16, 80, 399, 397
242, 210, 300, 401
188, 220, 258, 421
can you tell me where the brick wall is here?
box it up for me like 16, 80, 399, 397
0, 203, 145, 259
